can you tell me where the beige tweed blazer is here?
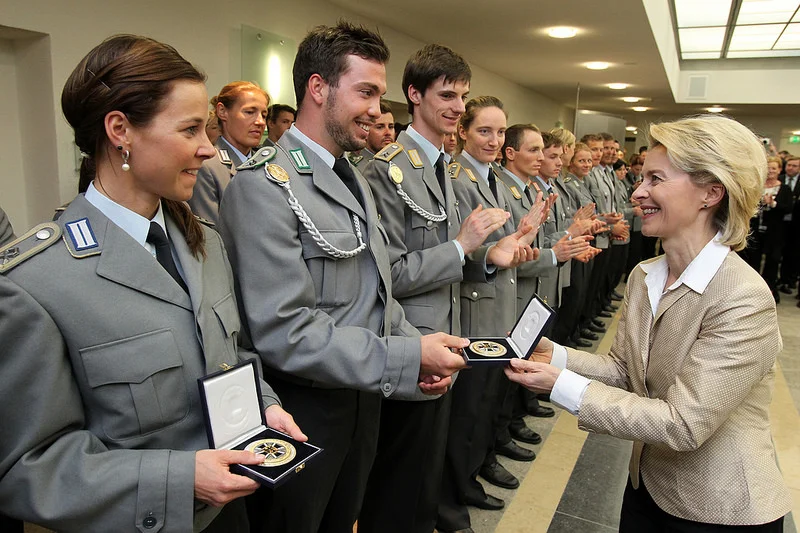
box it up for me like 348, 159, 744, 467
566, 251, 792, 525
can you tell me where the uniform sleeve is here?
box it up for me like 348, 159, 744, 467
219, 170, 422, 400
451, 178, 495, 283
0, 276, 197, 533
363, 159, 463, 298
187, 163, 222, 225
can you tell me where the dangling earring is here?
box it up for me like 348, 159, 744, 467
121, 149, 130, 172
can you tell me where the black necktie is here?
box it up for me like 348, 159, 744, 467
524, 186, 533, 204
487, 167, 499, 203
435, 153, 446, 196
147, 222, 188, 293
333, 157, 364, 208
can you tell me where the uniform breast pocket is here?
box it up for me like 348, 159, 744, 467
80, 329, 190, 441
299, 229, 358, 307
410, 212, 440, 248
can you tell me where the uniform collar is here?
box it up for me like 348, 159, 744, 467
500, 166, 528, 190
405, 125, 444, 167
535, 176, 553, 192
640, 232, 730, 317
287, 124, 336, 169
217, 136, 250, 165
85, 182, 166, 251
461, 151, 491, 183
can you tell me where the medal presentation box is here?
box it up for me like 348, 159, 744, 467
198, 360, 322, 488
464, 294, 555, 365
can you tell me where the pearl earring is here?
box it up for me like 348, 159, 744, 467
121, 149, 130, 172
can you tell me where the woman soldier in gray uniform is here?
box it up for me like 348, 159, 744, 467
188, 81, 269, 224
0, 35, 303, 533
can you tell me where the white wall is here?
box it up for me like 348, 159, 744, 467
0, 39, 27, 231
0, 0, 571, 232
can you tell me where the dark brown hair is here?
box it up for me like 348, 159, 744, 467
502, 123, 540, 165
402, 44, 471, 115
62, 34, 208, 257
293, 21, 389, 112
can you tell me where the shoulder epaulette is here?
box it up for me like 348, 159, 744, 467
0, 222, 61, 274
237, 146, 277, 171
448, 162, 462, 179
195, 215, 215, 227
347, 152, 365, 166
374, 142, 404, 163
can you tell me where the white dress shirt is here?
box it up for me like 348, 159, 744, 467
549, 232, 730, 415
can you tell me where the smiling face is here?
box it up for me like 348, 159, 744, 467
569, 149, 593, 179
366, 111, 395, 153
632, 145, 711, 242
540, 145, 564, 180
126, 80, 215, 203
767, 161, 781, 181
217, 89, 268, 154
459, 105, 506, 163
323, 55, 386, 153
411, 75, 470, 144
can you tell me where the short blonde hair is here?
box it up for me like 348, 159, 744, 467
550, 127, 576, 149
648, 115, 765, 251
767, 156, 782, 167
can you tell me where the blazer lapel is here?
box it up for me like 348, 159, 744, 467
458, 155, 500, 209
653, 284, 692, 326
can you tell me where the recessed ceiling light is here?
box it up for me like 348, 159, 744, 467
625, 126, 638, 131
632, 106, 649, 112
706, 106, 725, 113
548, 26, 579, 39
585, 61, 610, 70
608, 83, 630, 90
622, 97, 641, 103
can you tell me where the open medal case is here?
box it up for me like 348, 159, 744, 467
464, 293, 555, 365
198, 360, 322, 488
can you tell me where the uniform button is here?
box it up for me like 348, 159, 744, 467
143, 516, 157, 529
426, 220, 433, 227
448, 222, 452, 228
471, 291, 478, 298
35, 229, 51, 240
452, 297, 457, 304
382, 383, 392, 393
510, 279, 515, 284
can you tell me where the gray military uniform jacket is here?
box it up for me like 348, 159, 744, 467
586, 166, 614, 249
450, 155, 517, 336
0, 195, 277, 533
362, 131, 465, 336
219, 129, 424, 399
348, 148, 375, 173
496, 167, 554, 315
529, 177, 570, 308
612, 176, 634, 245
188, 137, 246, 225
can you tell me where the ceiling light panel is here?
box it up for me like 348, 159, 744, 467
622, 97, 641, 102
585, 61, 610, 70
727, 48, 800, 57
548, 27, 578, 39
679, 27, 726, 52
736, 0, 799, 25
729, 23, 785, 50
608, 83, 629, 90
675, 0, 732, 27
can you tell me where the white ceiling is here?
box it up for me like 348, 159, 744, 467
329, 0, 800, 124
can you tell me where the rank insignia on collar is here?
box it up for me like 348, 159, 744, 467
348, 152, 364, 166
289, 148, 311, 170
464, 168, 477, 183
407, 149, 423, 169
509, 186, 522, 200
218, 149, 232, 165
66, 218, 98, 251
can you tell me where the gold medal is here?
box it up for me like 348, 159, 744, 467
246, 438, 297, 467
389, 164, 404, 184
469, 340, 507, 357
267, 164, 290, 183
